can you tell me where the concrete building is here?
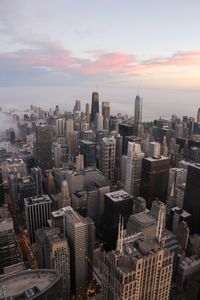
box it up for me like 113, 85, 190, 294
99, 137, 116, 182
64, 207, 94, 297
148, 141, 161, 157
24, 195, 52, 243
125, 142, 144, 198
101, 232, 173, 300
95, 113, 104, 131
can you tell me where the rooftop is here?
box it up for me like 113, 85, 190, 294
24, 194, 52, 206
145, 155, 169, 162
0, 269, 61, 299
129, 212, 156, 226
106, 189, 132, 202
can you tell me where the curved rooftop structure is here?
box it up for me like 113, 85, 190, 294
0, 269, 61, 299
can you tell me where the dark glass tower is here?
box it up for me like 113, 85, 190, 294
183, 163, 200, 234
36, 124, 53, 172
90, 92, 99, 123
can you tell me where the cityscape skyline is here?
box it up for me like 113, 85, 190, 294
0, 0, 200, 117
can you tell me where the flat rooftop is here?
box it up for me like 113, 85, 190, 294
129, 212, 156, 226
145, 155, 169, 162
25, 194, 51, 206
0, 269, 60, 299
51, 206, 71, 218
106, 189, 132, 202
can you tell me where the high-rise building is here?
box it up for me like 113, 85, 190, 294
119, 123, 134, 154
90, 92, 99, 123
56, 117, 65, 137
80, 140, 96, 168
141, 156, 170, 209
103, 190, 134, 250
24, 195, 52, 243
134, 95, 143, 125
36, 124, 53, 171
85, 102, 90, 123
74, 99, 81, 112
125, 142, 144, 198
0, 217, 21, 274
101, 231, 173, 300
66, 118, 74, 135
31, 167, 43, 196
36, 227, 71, 299
183, 163, 200, 234
95, 113, 104, 131
115, 135, 123, 181
61, 180, 71, 207
64, 207, 94, 297
197, 108, 200, 123
99, 137, 116, 182
102, 101, 110, 129
148, 141, 161, 157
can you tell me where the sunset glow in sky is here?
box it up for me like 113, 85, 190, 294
0, 0, 200, 118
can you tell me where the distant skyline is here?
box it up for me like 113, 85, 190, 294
0, 0, 200, 117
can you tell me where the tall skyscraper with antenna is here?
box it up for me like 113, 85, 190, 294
90, 92, 99, 123
134, 95, 143, 125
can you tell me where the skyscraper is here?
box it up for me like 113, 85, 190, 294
101, 230, 173, 300
85, 102, 90, 124
56, 117, 65, 137
64, 207, 94, 297
80, 140, 96, 168
31, 167, 43, 196
95, 113, 104, 131
103, 190, 134, 250
125, 142, 144, 198
99, 137, 116, 182
141, 156, 170, 209
61, 180, 71, 207
36, 124, 53, 171
134, 95, 143, 124
102, 101, 110, 129
24, 195, 52, 243
197, 108, 200, 123
183, 163, 200, 234
90, 92, 99, 123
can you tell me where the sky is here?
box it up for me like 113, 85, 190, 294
0, 0, 200, 120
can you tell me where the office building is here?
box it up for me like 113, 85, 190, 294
80, 140, 96, 168
56, 117, 65, 137
64, 207, 94, 296
102, 101, 110, 129
119, 123, 134, 154
85, 102, 90, 123
90, 92, 99, 123
99, 137, 116, 182
183, 163, 200, 234
101, 231, 173, 300
141, 156, 170, 209
36, 124, 53, 171
31, 167, 43, 196
24, 195, 52, 243
197, 107, 200, 123
103, 190, 133, 250
61, 179, 71, 207
0, 217, 21, 274
148, 141, 161, 157
95, 113, 104, 131
134, 94, 143, 124
36, 227, 71, 299
125, 142, 144, 198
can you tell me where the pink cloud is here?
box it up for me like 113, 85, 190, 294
1, 42, 200, 77
81, 52, 136, 74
